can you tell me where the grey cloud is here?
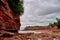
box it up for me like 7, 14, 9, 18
20, 0, 60, 29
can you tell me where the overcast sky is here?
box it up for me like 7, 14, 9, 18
20, 0, 60, 30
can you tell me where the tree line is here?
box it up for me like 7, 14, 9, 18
49, 18, 60, 28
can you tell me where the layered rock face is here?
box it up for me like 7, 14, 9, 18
0, 0, 20, 32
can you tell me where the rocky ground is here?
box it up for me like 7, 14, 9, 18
0, 30, 60, 40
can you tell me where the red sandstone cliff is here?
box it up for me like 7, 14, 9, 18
0, 0, 20, 32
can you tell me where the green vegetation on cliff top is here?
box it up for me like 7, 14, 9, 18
8, 0, 24, 16
49, 18, 60, 28
26, 26, 45, 28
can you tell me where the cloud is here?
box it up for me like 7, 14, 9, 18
20, 0, 60, 30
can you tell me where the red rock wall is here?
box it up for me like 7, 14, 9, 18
0, 0, 21, 32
